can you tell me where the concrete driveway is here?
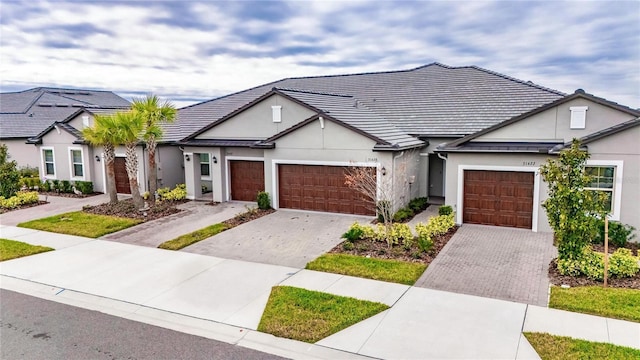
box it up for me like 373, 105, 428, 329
415, 224, 557, 306
181, 210, 372, 268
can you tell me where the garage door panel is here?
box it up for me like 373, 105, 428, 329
230, 160, 265, 202
278, 164, 375, 215
464, 170, 533, 229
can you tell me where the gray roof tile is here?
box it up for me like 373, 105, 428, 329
169, 63, 565, 143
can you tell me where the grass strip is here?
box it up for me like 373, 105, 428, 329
18, 211, 141, 238
549, 286, 640, 322
258, 286, 389, 343
306, 253, 426, 285
158, 223, 228, 250
0, 238, 53, 261
524, 332, 640, 360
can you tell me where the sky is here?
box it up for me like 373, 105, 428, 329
1, 0, 638, 109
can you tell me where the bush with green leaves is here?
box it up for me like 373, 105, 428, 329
0, 144, 20, 198
19, 177, 41, 190
438, 205, 453, 216
540, 139, 609, 261
0, 191, 39, 209
408, 197, 429, 213
557, 246, 639, 280
158, 183, 187, 201
415, 213, 456, 253
41, 180, 52, 192
18, 166, 39, 178
342, 222, 366, 242
51, 179, 61, 192
74, 181, 94, 194
257, 191, 271, 209
594, 221, 636, 247
61, 180, 73, 193
393, 207, 414, 222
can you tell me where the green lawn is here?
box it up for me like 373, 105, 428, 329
306, 253, 427, 285
158, 223, 228, 250
18, 211, 141, 238
258, 286, 389, 343
0, 238, 53, 261
524, 332, 640, 360
549, 286, 640, 322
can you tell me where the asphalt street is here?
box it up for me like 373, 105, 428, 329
0, 289, 287, 360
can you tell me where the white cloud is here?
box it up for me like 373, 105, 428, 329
0, 0, 637, 109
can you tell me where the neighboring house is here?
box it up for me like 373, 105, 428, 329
0, 87, 184, 194
171, 63, 564, 215
437, 90, 640, 233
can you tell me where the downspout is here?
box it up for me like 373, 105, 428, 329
437, 152, 447, 200
392, 151, 404, 210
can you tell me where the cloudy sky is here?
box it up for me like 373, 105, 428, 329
1, 0, 638, 109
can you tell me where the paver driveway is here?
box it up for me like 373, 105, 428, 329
181, 210, 371, 268
414, 224, 557, 306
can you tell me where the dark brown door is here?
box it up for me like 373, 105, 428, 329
278, 164, 375, 215
114, 157, 131, 194
463, 170, 533, 229
230, 160, 265, 201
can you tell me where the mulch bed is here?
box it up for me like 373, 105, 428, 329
329, 226, 458, 264
222, 208, 275, 227
0, 201, 48, 214
83, 199, 187, 221
548, 258, 640, 289
39, 191, 101, 198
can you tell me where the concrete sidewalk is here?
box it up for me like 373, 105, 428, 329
1, 226, 638, 359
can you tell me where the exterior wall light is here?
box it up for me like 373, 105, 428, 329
381, 167, 387, 176
212, 156, 218, 164
95, 155, 100, 162
185, 154, 190, 161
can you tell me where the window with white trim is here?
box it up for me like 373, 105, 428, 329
584, 160, 623, 220
43, 149, 55, 177
70, 149, 84, 177
570, 106, 588, 129
199, 153, 210, 177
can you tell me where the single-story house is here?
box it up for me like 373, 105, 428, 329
0, 87, 184, 194
171, 63, 639, 234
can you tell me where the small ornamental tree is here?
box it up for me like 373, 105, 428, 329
0, 144, 21, 198
539, 139, 609, 261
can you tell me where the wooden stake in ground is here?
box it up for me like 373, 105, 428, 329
604, 217, 609, 288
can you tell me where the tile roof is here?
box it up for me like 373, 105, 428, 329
437, 141, 562, 153
1, 87, 130, 139
550, 117, 640, 153
168, 62, 566, 143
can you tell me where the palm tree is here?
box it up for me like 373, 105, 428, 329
82, 114, 119, 204
131, 95, 176, 202
113, 111, 145, 209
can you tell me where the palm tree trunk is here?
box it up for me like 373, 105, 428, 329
147, 135, 158, 203
103, 144, 118, 204
125, 143, 144, 208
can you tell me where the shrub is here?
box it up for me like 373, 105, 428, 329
0, 191, 39, 209
61, 180, 73, 193
343, 242, 354, 251
594, 221, 636, 247
609, 248, 640, 278
377, 200, 392, 223
158, 184, 187, 201
42, 180, 52, 192
257, 191, 271, 210
393, 207, 414, 223
438, 205, 453, 216
19, 177, 41, 190
389, 223, 413, 248
408, 197, 429, 213
414, 213, 455, 252
342, 222, 365, 242
0, 144, 20, 198
74, 181, 93, 194
18, 166, 39, 178
51, 179, 61, 192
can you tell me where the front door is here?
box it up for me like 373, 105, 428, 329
114, 157, 131, 194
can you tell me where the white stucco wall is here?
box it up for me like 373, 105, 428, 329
1, 139, 39, 169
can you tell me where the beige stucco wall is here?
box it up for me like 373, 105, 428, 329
197, 94, 316, 140
475, 98, 636, 142
1, 139, 39, 169
156, 146, 184, 189
586, 126, 640, 237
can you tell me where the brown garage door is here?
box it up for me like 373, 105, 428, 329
463, 170, 533, 229
230, 160, 265, 201
114, 157, 131, 194
278, 164, 375, 215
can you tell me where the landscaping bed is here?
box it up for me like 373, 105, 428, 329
38, 191, 101, 199
548, 258, 640, 289
0, 200, 48, 214
83, 199, 186, 221
329, 226, 458, 265
221, 207, 275, 227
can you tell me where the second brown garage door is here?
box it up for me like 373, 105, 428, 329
463, 170, 534, 229
230, 160, 265, 201
278, 164, 375, 215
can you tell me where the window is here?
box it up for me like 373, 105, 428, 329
42, 149, 55, 177
272, 105, 282, 123
199, 153, 210, 177
585, 160, 623, 220
70, 149, 84, 178
570, 106, 588, 129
